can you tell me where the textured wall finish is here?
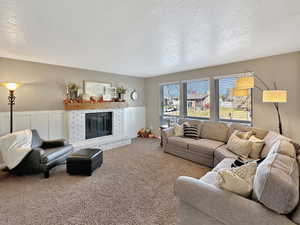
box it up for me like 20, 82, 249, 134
145, 52, 300, 143
0, 1, 300, 76
0, 57, 145, 112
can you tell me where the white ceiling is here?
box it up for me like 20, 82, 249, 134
0, 0, 300, 77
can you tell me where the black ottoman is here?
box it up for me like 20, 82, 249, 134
67, 148, 103, 176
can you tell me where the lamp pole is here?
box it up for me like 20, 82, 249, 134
8, 90, 16, 133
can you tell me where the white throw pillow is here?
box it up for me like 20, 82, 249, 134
249, 135, 265, 159
174, 124, 183, 137
217, 161, 257, 197
227, 132, 253, 158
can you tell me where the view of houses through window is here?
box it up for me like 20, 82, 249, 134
217, 77, 252, 122
160, 75, 252, 125
185, 80, 210, 118
161, 83, 180, 116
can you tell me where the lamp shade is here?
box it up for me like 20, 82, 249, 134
263, 90, 287, 103
236, 76, 254, 89
232, 88, 249, 97
1, 82, 22, 91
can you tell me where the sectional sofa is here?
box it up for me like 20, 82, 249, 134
162, 120, 300, 225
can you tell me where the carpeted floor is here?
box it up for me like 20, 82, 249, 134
0, 138, 210, 225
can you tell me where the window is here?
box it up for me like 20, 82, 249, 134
184, 80, 210, 118
216, 76, 252, 123
160, 83, 180, 116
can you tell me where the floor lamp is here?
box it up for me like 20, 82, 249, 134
235, 73, 287, 135
2, 83, 20, 133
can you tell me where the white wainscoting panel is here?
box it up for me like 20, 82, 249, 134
0, 106, 145, 148
124, 106, 146, 138
0, 110, 66, 140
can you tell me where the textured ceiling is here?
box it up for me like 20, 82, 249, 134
0, 0, 300, 77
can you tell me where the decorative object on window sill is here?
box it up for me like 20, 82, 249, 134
235, 72, 287, 135
1, 82, 22, 133
130, 90, 139, 101
116, 87, 127, 102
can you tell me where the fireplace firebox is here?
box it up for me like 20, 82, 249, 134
85, 112, 112, 139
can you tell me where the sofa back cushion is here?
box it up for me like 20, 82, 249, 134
252, 140, 299, 214
201, 121, 229, 142
228, 123, 268, 142
261, 131, 290, 158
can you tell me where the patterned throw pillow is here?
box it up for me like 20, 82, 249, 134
183, 124, 198, 139
217, 161, 257, 197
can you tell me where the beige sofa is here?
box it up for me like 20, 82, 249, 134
162, 120, 300, 225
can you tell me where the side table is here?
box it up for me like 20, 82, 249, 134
160, 125, 169, 147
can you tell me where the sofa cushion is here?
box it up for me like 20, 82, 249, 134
201, 121, 229, 142
41, 145, 73, 163
252, 153, 299, 214
228, 123, 268, 141
167, 136, 190, 149
214, 145, 239, 167
268, 139, 296, 158
227, 132, 252, 158
200, 171, 219, 186
213, 158, 236, 172
261, 131, 290, 158
248, 135, 265, 159
290, 154, 300, 224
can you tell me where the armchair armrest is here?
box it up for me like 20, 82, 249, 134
41, 139, 68, 149
161, 127, 175, 145
175, 176, 294, 225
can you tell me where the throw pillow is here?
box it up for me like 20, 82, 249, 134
236, 130, 253, 140
217, 161, 257, 197
227, 132, 252, 158
183, 124, 198, 139
248, 135, 265, 159
174, 124, 183, 137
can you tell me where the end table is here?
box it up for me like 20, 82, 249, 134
160, 125, 169, 147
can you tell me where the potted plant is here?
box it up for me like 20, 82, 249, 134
67, 83, 80, 100
116, 87, 127, 101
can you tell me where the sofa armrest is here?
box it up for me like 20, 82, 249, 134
41, 139, 68, 149
175, 176, 295, 225
161, 127, 175, 145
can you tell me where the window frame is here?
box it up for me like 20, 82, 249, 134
214, 74, 253, 125
160, 82, 181, 118
182, 78, 210, 120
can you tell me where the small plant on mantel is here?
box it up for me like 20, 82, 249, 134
116, 87, 127, 101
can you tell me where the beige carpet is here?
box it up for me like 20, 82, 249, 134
0, 138, 209, 225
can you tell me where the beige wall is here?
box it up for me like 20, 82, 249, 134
0, 58, 145, 112
145, 52, 300, 142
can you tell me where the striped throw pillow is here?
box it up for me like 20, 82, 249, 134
183, 124, 199, 139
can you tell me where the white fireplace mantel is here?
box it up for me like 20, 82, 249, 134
67, 108, 131, 150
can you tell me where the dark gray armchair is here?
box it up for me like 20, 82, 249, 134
12, 129, 73, 178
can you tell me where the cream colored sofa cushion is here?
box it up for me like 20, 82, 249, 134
252, 151, 299, 214
249, 135, 265, 159
227, 132, 252, 158
201, 121, 229, 142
